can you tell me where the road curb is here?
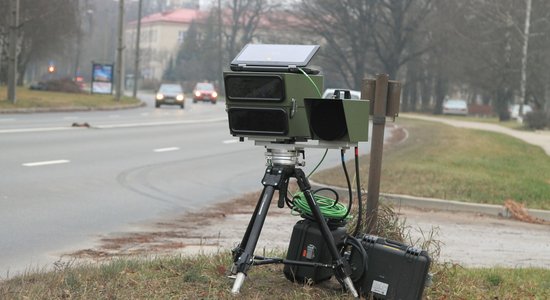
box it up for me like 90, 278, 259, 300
310, 181, 550, 222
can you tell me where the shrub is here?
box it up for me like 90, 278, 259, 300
524, 110, 549, 130
30, 78, 83, 93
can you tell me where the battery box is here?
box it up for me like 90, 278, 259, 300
356, 235, 431, 300
283, 219, 347, 283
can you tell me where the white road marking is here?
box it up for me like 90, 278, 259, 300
95, 118, 226, 129
22, 160, 70, 167
63, 116, 79, 120
109, 114, 121, 118
153, 147, 180, 153
223, 139, 239, 144
0, 127, 75, 134
0, 117, 227, 134
0, 118, 16, 122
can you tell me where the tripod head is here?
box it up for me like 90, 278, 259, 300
265, 148, 304, 167
258, 139, 358, 169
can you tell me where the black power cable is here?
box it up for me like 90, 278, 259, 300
353, 147, 363, 237
340, 149, 353, 221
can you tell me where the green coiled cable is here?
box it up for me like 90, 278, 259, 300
291, 192, 350, 220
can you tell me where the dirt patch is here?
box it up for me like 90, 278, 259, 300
67, 190, 294, 261
67, 189, 550, 269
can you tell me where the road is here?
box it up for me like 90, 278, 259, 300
0, 93, 376, 278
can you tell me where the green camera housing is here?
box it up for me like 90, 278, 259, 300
304, 97, 370, 144
224, 71, 324, 142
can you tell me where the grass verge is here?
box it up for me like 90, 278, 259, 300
1, 254, 549, 299
314, 118, 550, 210
0, 86, 140, 109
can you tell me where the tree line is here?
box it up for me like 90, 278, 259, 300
2, 0, 549, 120
167, 0, 550, 119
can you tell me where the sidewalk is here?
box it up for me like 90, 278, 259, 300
402, 113, 550, 156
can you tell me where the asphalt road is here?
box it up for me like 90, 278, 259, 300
0, 93, 375, 278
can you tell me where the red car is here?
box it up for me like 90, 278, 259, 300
192, 82, 218, 104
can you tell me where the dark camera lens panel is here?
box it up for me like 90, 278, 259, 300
308, 100, 348, 141
225, 75, 284, 101
228, 108, 288, 135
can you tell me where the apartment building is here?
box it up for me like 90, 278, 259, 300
126, 8, 206, 80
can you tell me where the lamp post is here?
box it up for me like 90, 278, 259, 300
132, 0, 142, 98
74, 1, 93, 80
115, 0, 125, 101
7, 0, 19, 104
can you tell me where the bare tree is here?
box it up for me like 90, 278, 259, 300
223, 0, 276, 63
432, 0, 550, 119
295, 0, 436, 90
372, 0, 435, 79
0, 0, 78, 84
292, 0, 374, 89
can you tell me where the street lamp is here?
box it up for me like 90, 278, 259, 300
115, 0, 125, 101
74, 5, 94, 79
7, 0, 19, 104
132, 0, 143, 98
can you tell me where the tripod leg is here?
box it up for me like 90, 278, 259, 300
231, 186, 269, 265
231, 185, 275, 294
294, 169, 359, 298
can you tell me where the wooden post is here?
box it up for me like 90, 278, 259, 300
361, 75, 401, 233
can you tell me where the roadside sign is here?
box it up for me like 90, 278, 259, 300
91, 63, 114, 94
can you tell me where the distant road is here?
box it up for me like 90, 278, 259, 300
0, 93, 375, 277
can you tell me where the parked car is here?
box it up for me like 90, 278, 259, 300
509, 104, 533, 119
192, 82, 218, 104
322, 88, 361, 99
155, 83, 185, 108
442, 99, 468, 116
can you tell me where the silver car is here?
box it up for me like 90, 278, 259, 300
443, 99, 468, 116
155, 83, 185, 109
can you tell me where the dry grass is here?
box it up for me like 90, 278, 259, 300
1, 193, 548, 299
2, 253, 549, 299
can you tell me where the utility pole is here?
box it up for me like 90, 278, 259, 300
7, 0, 19, 104
218, 0, 223, 94
115, 0, 125, 101
519, 0, 532, 120
132, 0, 142, 99
74, 0, 82, 79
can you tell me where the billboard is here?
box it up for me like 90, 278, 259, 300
91, 63, 114, 94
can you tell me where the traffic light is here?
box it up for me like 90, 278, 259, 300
48, 65, 56, 73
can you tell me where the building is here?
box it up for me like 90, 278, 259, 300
126, 8, 206, 80
125, 4, 306, 83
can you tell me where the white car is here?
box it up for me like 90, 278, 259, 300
442, 99, 468, 116
322, 88, 361, 99
509, 104, 533, 119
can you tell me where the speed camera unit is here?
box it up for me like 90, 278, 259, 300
224, 44, 370, 145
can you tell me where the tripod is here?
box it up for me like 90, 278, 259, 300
229, 147, 359, 297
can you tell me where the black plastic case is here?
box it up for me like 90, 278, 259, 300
283, 219, 347, 283
357, 235, 431, 300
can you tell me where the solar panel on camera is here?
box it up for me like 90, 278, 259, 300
230, 44, 320, 74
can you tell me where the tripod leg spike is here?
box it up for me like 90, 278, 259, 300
231, 272, 246, 294
343, 276, 359, 298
